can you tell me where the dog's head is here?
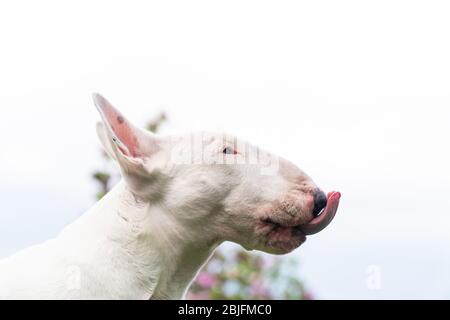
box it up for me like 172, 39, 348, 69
93, 93, 340, 254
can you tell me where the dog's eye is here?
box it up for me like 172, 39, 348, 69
222, 147, 237, 155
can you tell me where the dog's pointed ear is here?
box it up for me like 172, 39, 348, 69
93, 93, 160, 172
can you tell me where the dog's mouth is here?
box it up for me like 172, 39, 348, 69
300, 191, 341, 235
261, 191, 341, 252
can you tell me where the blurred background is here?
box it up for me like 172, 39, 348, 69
0, 0, 450, 299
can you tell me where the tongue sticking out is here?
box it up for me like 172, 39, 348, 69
301, 191, 341, 235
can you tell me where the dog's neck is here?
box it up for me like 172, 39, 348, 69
63, 181, 219, 299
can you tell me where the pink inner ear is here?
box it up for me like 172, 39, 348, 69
95, 94, 141, 157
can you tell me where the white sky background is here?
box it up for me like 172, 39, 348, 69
0, 0, 450, 299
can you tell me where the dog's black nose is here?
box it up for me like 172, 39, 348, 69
312, 190, 327, 217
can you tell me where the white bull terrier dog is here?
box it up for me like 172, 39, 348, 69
0, 94, 340, 299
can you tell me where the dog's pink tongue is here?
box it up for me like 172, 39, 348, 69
301, 191, 341, 235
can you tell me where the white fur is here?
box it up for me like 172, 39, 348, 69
0, 94, 322, 299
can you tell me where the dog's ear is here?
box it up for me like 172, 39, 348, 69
96, 121, 119, 161
93, 93, 160, 176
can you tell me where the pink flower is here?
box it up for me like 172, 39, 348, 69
186, 292, 210, 300
303, 291, 314, 300
249, 280, 268, 298
196, 272, 217, 289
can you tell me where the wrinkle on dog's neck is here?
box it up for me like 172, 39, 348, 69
90, 181, 219, 299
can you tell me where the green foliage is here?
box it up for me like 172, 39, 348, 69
92, 171, 110, 200
91, 111, 310, 300
146, 112, 167, 133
